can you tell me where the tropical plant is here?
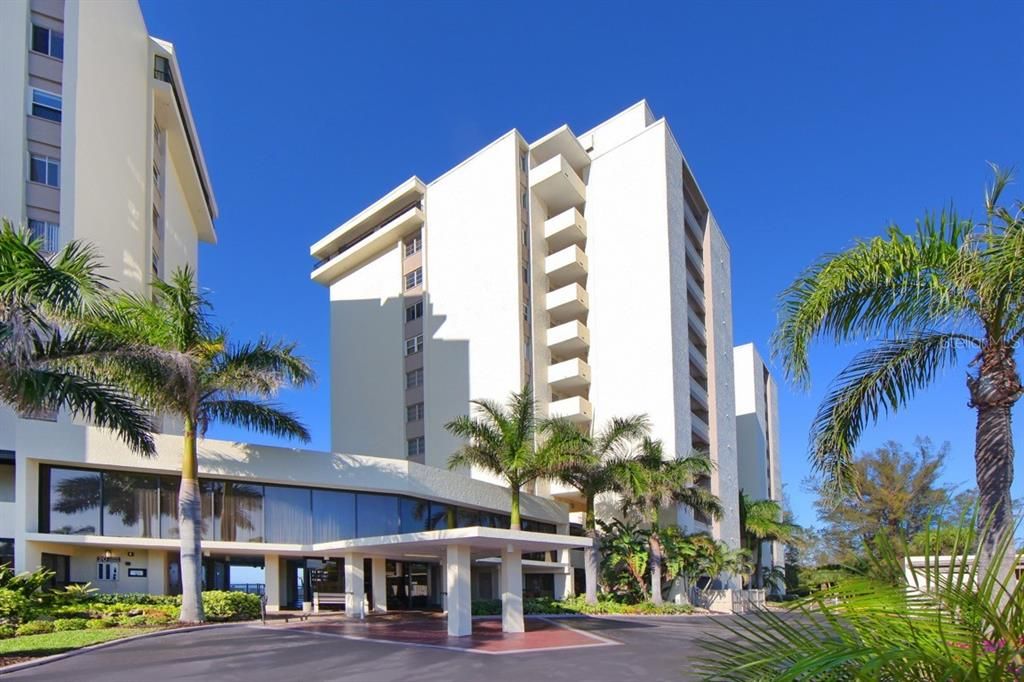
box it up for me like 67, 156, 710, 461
78, 267, 314, 623
615, 438, 723, 604
551, 414, 651, 603
0, 221, 155, 454
773, 166, 1024, 584
696, 519, 1024, 681
445, 386, 584, 530
739, 492, 799, 589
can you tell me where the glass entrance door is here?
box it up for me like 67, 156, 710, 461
385, 560, 440, 610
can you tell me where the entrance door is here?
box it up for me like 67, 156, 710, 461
385, 560, 440, 610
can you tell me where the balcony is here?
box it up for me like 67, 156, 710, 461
685, 236, 704, 273
530, 155, 586, 215
544, 208, 587, 252
687, 306, 706, 338
690, 380, 709, 410
686, 270, 705, 307
549, 396, 593, 424
545, 245, 588, 289
546, 283, 589, 325
311, 205, 425, 284
548, 358, 591, 395
691, 413, 710, 444
689, 343, 708, 377
547, 320, 590, 358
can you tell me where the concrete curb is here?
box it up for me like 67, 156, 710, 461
0, 621, 253, 675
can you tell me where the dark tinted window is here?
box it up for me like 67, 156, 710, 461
265, 485, 311, 543
221, 482, 264, 542
428, 503, 455, 530
356, 493, 399, 537
46, 468, 100, 534
312, 490, 356, 543
399, 497, 429, 533
456, 508, 480, 528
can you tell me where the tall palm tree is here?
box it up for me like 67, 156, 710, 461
772, 166, 1023, 583
739, 492, 798, 589
83, 267, 314, 622
0, 221, 155, 453
615, 438, 723, 604
551, 414, 651, 604
445, 386, 584, 531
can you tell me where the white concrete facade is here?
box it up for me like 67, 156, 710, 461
311, 101, 751, 560
734, 343, 784, 568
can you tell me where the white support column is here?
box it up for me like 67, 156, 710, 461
371, 556, 387, 612
264, 554, 281, 612
446, 544, 472, 637
344, 553, 365, 618
553, 548, 573, 600
500, 545, 524, 633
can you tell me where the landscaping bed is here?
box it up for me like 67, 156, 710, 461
471, 596, 695, 616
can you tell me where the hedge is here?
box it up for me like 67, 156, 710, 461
201, 591, 261, 621
471, 596, 695, 616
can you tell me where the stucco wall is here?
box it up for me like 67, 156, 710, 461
423, 133, 523, 477
0, 0, 29, 227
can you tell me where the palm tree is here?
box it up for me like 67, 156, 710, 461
0, 221, 155, 453
739, 492, 798, 590
445, 386, 584, 531
615, 438, 723, 604
772, 166, 1024, 584
551, 415, 651, 604
83, 267, 314, 622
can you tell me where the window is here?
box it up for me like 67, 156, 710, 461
31, 25, 63, 59
29, 155, 59, 187
521, 190, 528, 209
102, 472, 159, 538
27, 219, 59, 253
406, 402, 424, 423
523, 302, 530, 321
31, 89, 62, 122
522, 265, 529, 284
405, 301, 423, 322
406, 368, 424, 388
520, 153, 529, 173
405, 334, 423, 356
264, 485, 312, 544
311, 489, 355, 543
43, 467, 101, 534
406, 437, 425, 458
405, 267, 423, 290
0, 538, 13, 569
404, 233, 422, 257
153, 161, 162, 190
356, 493, 400, 537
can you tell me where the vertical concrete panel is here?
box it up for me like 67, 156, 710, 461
500, 547, 524, 633
344, 552, 364, 618
446, 544, 472, 637
371, 556, 387, 612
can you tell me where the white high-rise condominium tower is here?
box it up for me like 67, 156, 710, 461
0, 0, 217, 571
734, 343, 784, 569
312, 101, 744, 549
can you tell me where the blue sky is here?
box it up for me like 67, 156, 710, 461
139, 0, 1024, 529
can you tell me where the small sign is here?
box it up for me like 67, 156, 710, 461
127, 568, 147, 578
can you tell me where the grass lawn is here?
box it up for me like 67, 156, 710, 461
0, 627, 162, 658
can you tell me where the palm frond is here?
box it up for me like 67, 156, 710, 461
200, 398, 310, 442
811, 332, 971, 499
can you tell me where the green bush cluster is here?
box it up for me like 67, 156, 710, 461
0, 587, 33, 623
89, 593, 180, 606
15, 620, 54, 636
470, 596, 694, 617
0, 624, 16, 639
53, 617, 89, 632
201, 591, 260, 621
85, 618, 113, 630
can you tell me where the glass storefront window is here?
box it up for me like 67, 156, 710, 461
46, 468, 101, 534
159, 475, 180, 538
312, 489, 355, 543
201, 480, 222, 541
356, 493, 399, 537
265, 485, 311, 543
456, 507, 480, 528
102, 471, 159, 537
427, 503, 455, 530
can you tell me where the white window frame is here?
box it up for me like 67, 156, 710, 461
405, 267, 423, 290
27, 219, 59, 253
406, 402, 424, 423
404, 234, 422, 257
31, 25, 63, 59
30, 88, 62, 122
404, 334, 423, 356
405, 301, 423, 322
406, 368, 424, 388
29, 154, 59, 187
406, 436, 425, 457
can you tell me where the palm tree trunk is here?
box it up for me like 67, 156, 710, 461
649, 531, 664, 605
178, 416, 204, 623
584, 493, 599, 605
968, 344, 1023, 588
509, 486, 521, 531
753, 541, 764, 590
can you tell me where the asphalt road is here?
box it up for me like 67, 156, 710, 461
1, 616, 736, 681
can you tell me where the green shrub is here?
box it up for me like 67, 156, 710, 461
0, 566, 53, 599
0, 588, 32, 623
52, 617, 89, 631
471, 596, 695, 617
15, 620, 54, 636
116, 614, 149, 627
201, 591, 260, 621
85, 619, 112, 630
143, 611, 172, 625
89, 593, 180, 606
0, 624, 15, 639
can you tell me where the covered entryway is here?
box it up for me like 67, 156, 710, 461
314, 526, 590, 636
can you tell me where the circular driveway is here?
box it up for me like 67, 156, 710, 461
1, 615, 737, 681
